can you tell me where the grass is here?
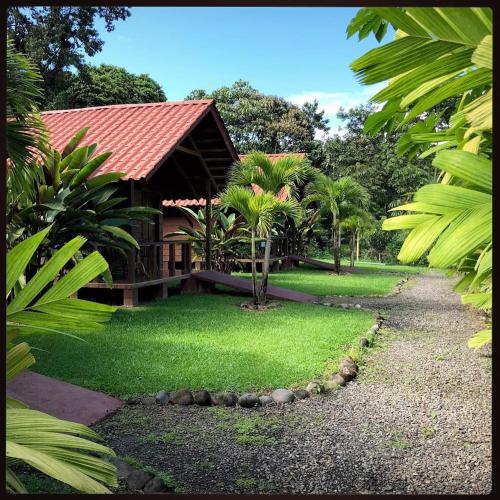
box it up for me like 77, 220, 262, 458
24, 293, 373, 397
232, 263, 411, 297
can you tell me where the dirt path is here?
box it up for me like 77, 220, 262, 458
94, 271, 491, 494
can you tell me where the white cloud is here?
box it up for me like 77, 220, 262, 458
287, 83, 386, 138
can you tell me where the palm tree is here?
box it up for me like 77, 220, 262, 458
305, 174, 369, 273
6, 40, 48, 207
228, 151, 309, 299
348, 7, 492, 348
341, 211, 374, 267
220, 185, 301, 306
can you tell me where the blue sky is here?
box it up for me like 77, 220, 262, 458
92, 7, 390, 134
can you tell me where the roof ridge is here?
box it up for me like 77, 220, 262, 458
41, 99, 215, 115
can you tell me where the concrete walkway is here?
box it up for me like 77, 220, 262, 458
7, 371, 123, 426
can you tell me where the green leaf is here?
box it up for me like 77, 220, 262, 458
8, 236, 86, 315
472, 34, 492, 69
467, 328, 491, 349
101, 225, 139, 250
414, 183, 491, 209
432, 150, 491, 192
383, 214, 435, 230
69, 152, 113, 188
62, 127, 89, 158
7, 342, 35, 381
6, 225, 52, 296
34, 252, 109, 307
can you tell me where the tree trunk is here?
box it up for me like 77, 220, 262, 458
356, 230, 360, 262
350, 232, 355, 268
251, 229, 258, 305
332, 221, 341, 274
258, 231, 273, 305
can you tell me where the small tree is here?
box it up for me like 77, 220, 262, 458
220, 186, 301, 307
228, 151, 309, 298
305, 174, 369, 273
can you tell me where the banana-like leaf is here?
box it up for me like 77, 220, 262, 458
472, 34, 492, 69
468, 328, 492, 349
101, 225, 140, 250
6, 342, 35, 381
61, 127, 89, 158
7, 409, 116, 493
69, 152, 113, 188
462, 292, 492, 310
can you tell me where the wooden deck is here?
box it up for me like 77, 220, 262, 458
84, 273, 192, 289
288, 255, 338, 271
193, 270, 319, 304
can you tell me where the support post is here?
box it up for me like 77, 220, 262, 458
123, 288, 138, 307
205, 181, 212, 271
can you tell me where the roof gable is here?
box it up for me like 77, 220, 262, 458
41, 100, 236, 181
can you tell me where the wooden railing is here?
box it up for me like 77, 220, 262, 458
95, 240, 195, 284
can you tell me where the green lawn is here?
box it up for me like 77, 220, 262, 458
24, 294, 373, 398
232, 260, 424, 297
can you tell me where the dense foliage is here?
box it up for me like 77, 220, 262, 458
48, 64, 166, 110
348, 7, 492, 348
7, 6, 131, 109
166, 206, 246, 274
186, 80, 329, 154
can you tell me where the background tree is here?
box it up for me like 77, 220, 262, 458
7, 6, 131, 108
48, 64, 166, 110
186, 80, 329, 155
305, 174, 369, 273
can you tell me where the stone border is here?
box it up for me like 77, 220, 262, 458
125, 316, 386, 410
111, 458, 174, 493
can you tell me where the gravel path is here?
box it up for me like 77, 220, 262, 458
95, 271, 491, 494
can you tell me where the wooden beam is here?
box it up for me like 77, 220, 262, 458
171, 154, 200, 199
205, 181, 212, 271
187, 136, 218, 192
176, 145, 201, 157
198, 148, 231, 153
204, 157, 233, 162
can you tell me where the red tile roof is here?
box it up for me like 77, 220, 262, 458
163, 198, 220, 208
40, 100, 226, 181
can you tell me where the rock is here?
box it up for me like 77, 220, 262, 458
259, 395, 274, 406
339, 357, 358, 382
111, 458, 135, 481
271, 388, 295, 404
306, 380, 324, 394
369, 326, 379, 335
143, 477, 171, 493
212, 392, 238, 407
126, 397, 141, 405
170, 389, 194, 405
355, 304, 362, 309
141, 396, 156, 406
324, 380, 343, 392
294, 389, 310, 400
193, 390, 212, 406
155, 390, 169, 405
329, 374, 346, 387
371, 324, 380, 332
359, 337, 370, 348
339, 303, 350, 309
238, 393, 261, 408
126, 470, 154, 491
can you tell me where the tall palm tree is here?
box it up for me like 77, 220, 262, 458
6, 40, 48, 205
305, 174, 369, 273
220, 185, 301, 306
228, 151, 309, 299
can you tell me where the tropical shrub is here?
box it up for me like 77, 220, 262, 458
227, 152, 308, 300
6, 226, 118, 493
7, 127, 160, 276
166, 205, 246, 274
349, 7, 492, 347
220, 186, 301, 306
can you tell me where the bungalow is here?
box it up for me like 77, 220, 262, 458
41, 100, 238, 306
